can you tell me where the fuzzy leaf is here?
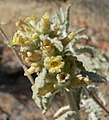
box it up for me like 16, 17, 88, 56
55, 111, 74, 120
51, 38, 63, 52
87, 85, 106, 105
31, 68, 47, 109
75, 57, 85, 71
80, 98, 103, 120
73, 45, 109, 80
75, 35, 88, 42
51, 6, 71, 38
39, 83, 57, 96
32, 68, 56, 113
75, 28, 86, 35
41, 92, 55, 113
76, 54, 96, 72
81, 71, 106, 83
77, 46, 95, 57
54, 105, 70, 118
64, 55, 76, 75
67, 41, 109, 81
65, 5, 71, 31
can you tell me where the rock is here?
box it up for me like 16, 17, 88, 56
0, 41, 23, 84
0, 92, 41, 120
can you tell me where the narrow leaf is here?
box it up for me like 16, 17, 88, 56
81, 71, 106, 83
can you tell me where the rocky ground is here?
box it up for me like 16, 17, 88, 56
0, 0, 109, 120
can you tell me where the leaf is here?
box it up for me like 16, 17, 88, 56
55, 111, 74, 120
54, 105, 70, 118
75, 28, 86, 35
75, 35, 88, 42
50, 38, 63, 52
41, 92, 55, 114
80, 85, 106, 119
51, 6, 71, 38
63, 55, 85, 75
81, 71, 106, 83
76, 46, 95, 57
31, 68, 47, 109
72, 87, 82, 110
65, 5, 71, 31
66, 41, 109, 81
75, 57, 85, 71
64, 55, 76, 75
32, 68, 56, 113
87, 85, 106, 105
39, 83, 57, 96
80, 98, 103, 120
75, 54, 96, 72
74, 45, 109, 80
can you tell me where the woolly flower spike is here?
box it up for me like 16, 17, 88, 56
44, 56, 64, 73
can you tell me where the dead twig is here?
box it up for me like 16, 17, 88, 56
83, 85, 109, 116
0, 25, 35, 85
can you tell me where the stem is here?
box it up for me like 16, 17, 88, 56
83, 85, 109, 116
66, 5, 71, 32
65, 89, 81, 120
0, 26, 34, 85
13, 49, 35, 85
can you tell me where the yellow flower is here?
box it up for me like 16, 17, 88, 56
8, 32, 28, 46
56, 72, 70, 84
25, 50, 42, 62
68, 32, 76, 40
24, 63, 41, 75
15, 17, 25, 31
39, 12, 50, 33
25, 15, 37, 22
42, 39, 52, 52
44, 56, 64, 73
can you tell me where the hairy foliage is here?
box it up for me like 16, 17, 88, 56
9, 5, 109, 120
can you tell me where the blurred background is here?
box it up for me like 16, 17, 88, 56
0, 0, 109, 120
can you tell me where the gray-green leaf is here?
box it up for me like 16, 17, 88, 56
31, 68, 47, 109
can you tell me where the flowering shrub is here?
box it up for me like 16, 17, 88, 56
8, 6, 109, 120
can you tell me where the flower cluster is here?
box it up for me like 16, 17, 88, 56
9, 12, 81, 85
9, 8, 90, 113
9, 9, 90, 86
8, 7, 108, 119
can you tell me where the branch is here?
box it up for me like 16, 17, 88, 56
0, 25, 34, 85
83, 85, 109, 116
65, 89, 81, 120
